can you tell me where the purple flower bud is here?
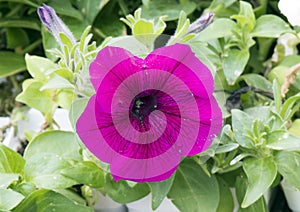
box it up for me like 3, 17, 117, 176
37, 4, 76, 45
186, 12, 215, 34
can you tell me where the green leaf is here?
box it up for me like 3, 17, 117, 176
280, 93, 300, 120
215, 143, 239, 154
252, 15, 293, 38
48, 0, 83, 20
61, 161, 105, 188
235, 174, 268, 211
241, 74, 273, 91
6, 28, 29, 49
93, 0, 126, 38
13, 189, 93, 212
16, 80, 56, 115
194, 18, 236, 42
231, 109, 253, 148
40, 74, 75, 91
24, 131, 82, 161
242, 157, 277, 208
232, 1, 256, 30
56, 90, 77, 110
25, 54, 57, 81
24, 153, 78, 189
267, 134, 300, 151
76, 0, 107, 23
54, 188, 87, 206
168, 159, 219, 211
276, 151, 300, 190
289, 119, 300, 137
0, 144, 25, 175
105, 174, 150, 203
0, 51, 26, 77
216, 177, 234, 212
0, 189, 24, 211
148, 174, 175, 210
141, 0, 196, 21
0, 18, 40, 31
69, 98, 89, 130
223, 49, 249, 85
0, 173, 19, 189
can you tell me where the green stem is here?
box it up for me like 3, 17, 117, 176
20, 39, 42, 55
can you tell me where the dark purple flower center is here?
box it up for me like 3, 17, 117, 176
130, 90, 158, 131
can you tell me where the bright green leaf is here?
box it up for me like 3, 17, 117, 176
24, 131, 81, 161
267, 134, 300, 151
24, 153, 78, 189
40, 74, 75, 91
56, 90, 77, 110
0, 173, 19, 189
195, 18, 236, 42
0, 189, 24, 211
252, 15, 293, 38
25, 54, 57, 81
241, 74, 273, 91
16, 80, 56, 115
0, 144, 25, 175
69, 98, 89, 130
276, 151, 300, 190
61, 161, 105, 188
13, 189, 93, 212
223, 49, 249, 85
231, 109, 253, 148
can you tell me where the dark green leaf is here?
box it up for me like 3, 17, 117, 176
168, 159, 219, 211
242, 157, 277, 208
148, 174, 175, 210
0, 51, 26, 77
235, 174, 268, 211
0, 19, 40, 30
48, 0, 83, 20
141, 0, 196, 21
76, 0, 107, 23
6, 28, 29, 49
216, 177, 234, 212
105, 174, 150, 203
93, 0, 126, 38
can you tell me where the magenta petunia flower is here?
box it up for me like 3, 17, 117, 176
76, 43, 222, 182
